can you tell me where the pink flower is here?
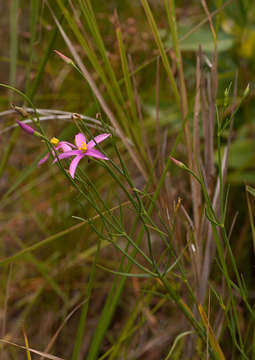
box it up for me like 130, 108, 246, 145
38, 137, 75, 166
53, 132, 111, 178
17, 119, 79, 168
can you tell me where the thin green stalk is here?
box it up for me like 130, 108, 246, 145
75, 124, 158, 269
164, 331, 194, 360
160, 276, 205, 340
64, 167, 156, 276
75, 166, 154, 268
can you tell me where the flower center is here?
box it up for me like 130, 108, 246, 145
50, 137, 59, 145
79, 141, 87, 153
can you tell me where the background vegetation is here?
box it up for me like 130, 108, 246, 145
1, 0, 255, 359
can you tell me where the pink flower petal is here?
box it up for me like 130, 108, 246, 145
60, 141, 76, 149
75, 133, 86, 148
53, 150, 81, 163
87, 133, 111, 149
56, 142, 72, 152
38, 153, 50, 166
86, 148, 109, 160
69, 155, 83, 178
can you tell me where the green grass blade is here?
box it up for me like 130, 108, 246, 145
1, 0, 20, 178
0, 127, 20, 178
14, 236, 68, 304
164, 331, 193, 360
78, 0, 126, 108
140, 0, 180, 107
0, 198, 143, 268
116, 27, 138, 125
115, 25, 146, 155
1, 153, 44, 200
71, 239, 101, 360
9, 0, 19, 103
28, 20, 60, 101
25, 0, 40, 94
53, 0, 129, 133
246, 186, 255, 252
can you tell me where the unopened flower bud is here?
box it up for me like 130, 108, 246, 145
17, 120, 35, 135
54, 50, 73, 65
170, 156, 186, 169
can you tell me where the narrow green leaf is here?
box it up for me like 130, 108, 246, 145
164, 331, 193, 360
140, 0, 180, 106
97, 264, 156, 278
246, 186, 255, 252
71, 239, 101, 360
9, 0, 19, 103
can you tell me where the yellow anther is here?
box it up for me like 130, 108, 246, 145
79, 141, 87, 153
50, 137, 59, 145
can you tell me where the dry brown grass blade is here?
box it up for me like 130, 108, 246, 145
199, 0, 218, 191
222, 72, 238, 184
0, 339, 64, 360
155, 56, 161, 174
200, 0, 217, 45
132, 278, 158, 333
127, 319, 186, 360
201, 0, 218, 187
199, 74, 238, 303
201, 62, 209, 170
164, 1, 204, 287
207, 70, 216, 185
198, 303, 226, 360
47, 2, 148, 180
192, 48, 202, 227
154, 56, 171, 222
40, 301, 86, 360
2, 265, 12, 338
22, 327, 32, 360
191, 48, 202, 282
1, 264, 13, 360
179, 0, 233, 43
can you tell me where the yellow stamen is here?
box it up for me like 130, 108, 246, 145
79, 141, 87, 153
50, 137, 59, 145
